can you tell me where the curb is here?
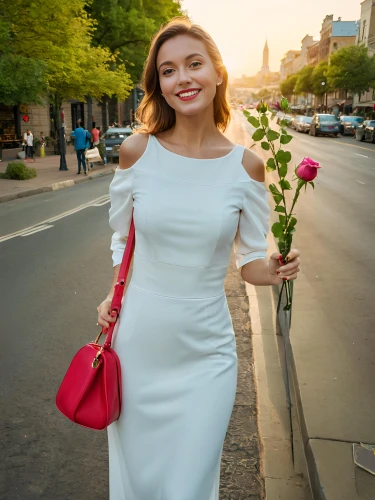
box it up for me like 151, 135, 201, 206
0, 168, 115, 204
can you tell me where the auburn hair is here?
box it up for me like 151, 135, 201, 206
135, 17, 231, 134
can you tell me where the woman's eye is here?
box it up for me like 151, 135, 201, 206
162, 68, 174, 76
190, 61, 202, 68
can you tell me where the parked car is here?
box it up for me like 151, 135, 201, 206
309, 114, 341, 137
276, 112, 293, 127
293, 115, 312, 133
102, 127, 133, 162
355, 120, 375, 143
339, 116, 364, 136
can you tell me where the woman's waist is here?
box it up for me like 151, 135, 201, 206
130, 253, 227, 299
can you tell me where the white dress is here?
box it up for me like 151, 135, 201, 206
107, 134, 269, 500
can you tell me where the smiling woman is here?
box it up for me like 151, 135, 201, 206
94, 15, 301, 500
136, 18, 230, 134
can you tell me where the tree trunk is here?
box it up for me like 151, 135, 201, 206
87, 96, 93, 130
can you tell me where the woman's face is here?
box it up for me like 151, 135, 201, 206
156, 34, 222, 116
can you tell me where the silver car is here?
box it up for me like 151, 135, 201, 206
294, 116, 312, 133
102, 127, 133, 162
339, 116, 364, 136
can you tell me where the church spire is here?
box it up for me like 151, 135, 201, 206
262, 40, 269, 71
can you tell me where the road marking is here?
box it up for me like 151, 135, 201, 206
0, 195, 110, 243
340, 142, 375, 153
356, 180, 365, 185
20, 225, 54, 237
354, 153, 369, 158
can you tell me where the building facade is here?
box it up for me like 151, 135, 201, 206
353, 0, 375, 115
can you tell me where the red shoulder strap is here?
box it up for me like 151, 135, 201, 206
104, 210, 135, 347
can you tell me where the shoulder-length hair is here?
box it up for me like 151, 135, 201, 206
135, 17, 231, 134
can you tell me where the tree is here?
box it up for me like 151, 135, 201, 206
310, 61, 331, 97
87, 0, 183, 83
294, 66, 314, 95
280, 74, 298, 98
0, 19, 47, 105
0, 0, 132, 130
327, 45, 375, 96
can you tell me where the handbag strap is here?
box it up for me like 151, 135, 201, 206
103, 210, 135, 347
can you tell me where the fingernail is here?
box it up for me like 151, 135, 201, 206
282, 277, 288, 281
276, 270, 280, 275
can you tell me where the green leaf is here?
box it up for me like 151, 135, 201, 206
260, 114, 269, 127
279, 164, 287, 178
252, 129, 266, 141
280, 134, 293, 144
266, 129, 280, 141
243, 110, 250, 118
269, 183, 281, 196
248, 116, 260, 128
288, 217, 297, 228
266, 158, 276, 171
261, 141, 270, 150
280, 119, 289, 127
275, 150, 292, 164
273, 194, 283, 205
271, 222, 283, 238
275, 205, 286, 213
279, 179, 292, 190
297, 178, 305, 190
309, 181, 315, 189
281, 128, 287, 135
279, 215, 286, 225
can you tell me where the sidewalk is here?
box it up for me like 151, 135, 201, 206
0, 146, 115, 203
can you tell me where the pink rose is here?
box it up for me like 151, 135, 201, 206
296, 157, 321, 182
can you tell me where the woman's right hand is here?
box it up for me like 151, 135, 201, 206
97, 296, 117, 330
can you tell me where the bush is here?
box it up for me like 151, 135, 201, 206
3, 161, 37, 180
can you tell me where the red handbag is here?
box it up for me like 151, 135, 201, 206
56, 214, 135, 430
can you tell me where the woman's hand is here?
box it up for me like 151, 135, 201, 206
269, 249, 301, 283
97, 296, 117, 330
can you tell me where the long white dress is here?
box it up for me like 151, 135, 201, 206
107, 134, 269, 500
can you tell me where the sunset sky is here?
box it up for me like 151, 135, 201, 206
180, 0, 362, 78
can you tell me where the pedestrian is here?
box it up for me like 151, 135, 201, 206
96, 17, 301, 500
70, 121, 90, 175
23, 129, 35, 162
89, 125, 101, 169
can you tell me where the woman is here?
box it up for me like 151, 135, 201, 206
97, 17, 300, 500
23, 129, 35, 161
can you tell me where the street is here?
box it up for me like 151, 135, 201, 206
1, 110, 374, 499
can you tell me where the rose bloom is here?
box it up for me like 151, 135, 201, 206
296, 157, 321, 181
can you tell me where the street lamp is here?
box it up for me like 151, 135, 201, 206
321, 81, 328, 113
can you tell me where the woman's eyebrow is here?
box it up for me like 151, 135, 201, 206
158, 53, 204, 71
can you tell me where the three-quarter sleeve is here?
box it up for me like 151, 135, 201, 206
109, 167, 134, 267
234, 181, 270, 268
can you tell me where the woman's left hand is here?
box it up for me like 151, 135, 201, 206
269, 248, 301, 281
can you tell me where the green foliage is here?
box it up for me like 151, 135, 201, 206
267, 130, 280, 141
294, 65, 314, 95
86, 0, 183, 82
0, 19, 47, 105
279, 74, 298, 97
252, 129, 265, 141
261, 141, 270, 150
1, 0, 133, 126
3, 161, 37, 180
327, 45, 375, 95
248, 116, 260, 128
311, 61, 331, 96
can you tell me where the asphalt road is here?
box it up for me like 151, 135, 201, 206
0, 178, 114, 499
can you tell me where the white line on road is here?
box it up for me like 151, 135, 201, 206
354, 153, 369, 159
20, 225, 54, 237
0, 195, 110, 244
356, 180, 365, 185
